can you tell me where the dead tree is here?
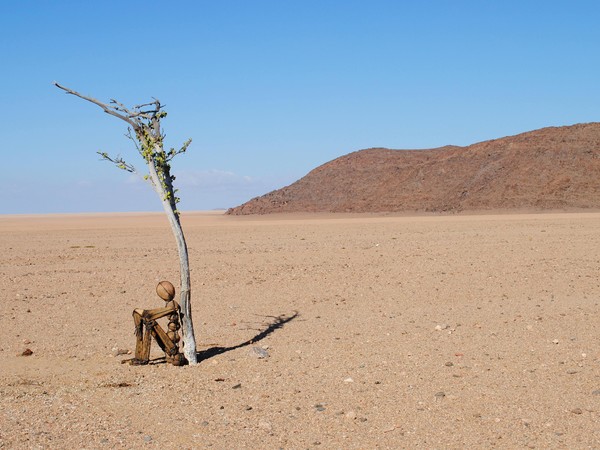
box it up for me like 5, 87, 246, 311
54, 82, 198, 365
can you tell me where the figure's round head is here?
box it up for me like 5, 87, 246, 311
156, 280, 176, 301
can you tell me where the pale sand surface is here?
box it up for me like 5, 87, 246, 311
1, 211, 599, 449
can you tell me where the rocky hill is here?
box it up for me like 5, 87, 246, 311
227, 123, 600, 214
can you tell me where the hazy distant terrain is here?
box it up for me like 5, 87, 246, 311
228, 123, 600, 214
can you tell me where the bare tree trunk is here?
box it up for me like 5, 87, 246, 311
147, 159, 198, 365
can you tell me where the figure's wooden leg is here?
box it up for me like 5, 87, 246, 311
132, 310, 145, 363
151, 324, 173, 364
139, 321, 152, 363
151, 318, 187, 366
130, 309, 152, 365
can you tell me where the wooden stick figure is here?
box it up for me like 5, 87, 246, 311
130, 281, 187, 366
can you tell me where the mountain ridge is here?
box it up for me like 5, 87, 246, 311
227, 122, 600, 215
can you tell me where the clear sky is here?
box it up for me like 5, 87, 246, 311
2, 1, 599, 214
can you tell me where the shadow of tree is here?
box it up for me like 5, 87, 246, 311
134, 312, 299, 365
197, 311, 299, 361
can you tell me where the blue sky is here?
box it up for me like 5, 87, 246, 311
2, 1, 599, 214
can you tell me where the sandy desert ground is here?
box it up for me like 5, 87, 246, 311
1, 211, 599, 449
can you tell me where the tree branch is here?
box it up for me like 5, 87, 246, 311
97, 151, 137, 173
125, 128, 144, 156
166, 138, 192, 162
54, 82, 139, 130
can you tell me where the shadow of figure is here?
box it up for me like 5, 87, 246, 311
138, 312, 299, 365
197, 311, 299, 362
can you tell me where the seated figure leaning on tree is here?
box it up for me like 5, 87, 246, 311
130, 281, 187, 366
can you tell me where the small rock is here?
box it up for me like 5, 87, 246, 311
23, 339, 31, 345
248, 346, 269, 359
552, 339, 559, 344
343, 377, 354, 383
315, 404, 326, 412
444, 362, 454, 367
258, 421, 272, 431
111, 347, 129, 357
143, 435, 152, 442
232, 383, 242, 389
345, 411, 357, 420
571, 408, 583, 415
21, 348, 33, 356
592, 389, 600, 396
435, 324, 449, 331
566, 369, 578, 375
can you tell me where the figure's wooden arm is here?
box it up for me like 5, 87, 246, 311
141, 301, 179, 321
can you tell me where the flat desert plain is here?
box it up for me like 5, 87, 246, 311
1, 211, 599, 449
